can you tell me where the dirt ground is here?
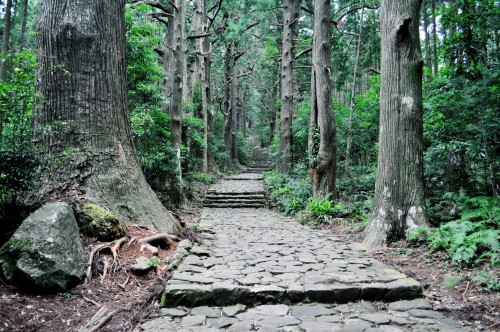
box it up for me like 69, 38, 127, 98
326, 222, 500, 332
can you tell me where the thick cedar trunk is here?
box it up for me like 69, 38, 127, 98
279, 0, 301, 174
33, 0, 181, 232
308, 0, 336, 199
363, 0, 429, 249
170, 0, 186, 206
0, 0, 13, 82
345, 3, 365, 177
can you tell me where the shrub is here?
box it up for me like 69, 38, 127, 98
0, 144, 39, 205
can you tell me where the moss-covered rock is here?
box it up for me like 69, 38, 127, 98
0, 202, 86, 292
79, 203, 125, 240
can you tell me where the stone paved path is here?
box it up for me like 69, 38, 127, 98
141, 149, 465, 331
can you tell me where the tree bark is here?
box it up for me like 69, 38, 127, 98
19, 0, 29, 50
32, 0, 181, 232
345, 2, 365, 177
431, 0, 439, 74
193, 0, 211, 173
0, 0, 13, 81
223, 42, 235, 166
279, 0, 301, 174
363, 0, 429, 249
422, 0, 432, 74
169, 0, 186, 206
308, 0, 336, 199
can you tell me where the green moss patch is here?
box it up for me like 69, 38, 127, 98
79, 204, 125, 240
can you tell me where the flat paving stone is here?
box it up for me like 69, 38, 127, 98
164, 207, 422, 306
141, 167, 464, 332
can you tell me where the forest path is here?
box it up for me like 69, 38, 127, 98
140, 147, 464, 331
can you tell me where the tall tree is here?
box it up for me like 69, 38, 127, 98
279, 0, 301, 174
308, 0, 336, 198
345, 2, 365, 176
169, 0, 187, 206
363, 0, 429, 248
0, 0, 13, 81
33, 0, 181, 232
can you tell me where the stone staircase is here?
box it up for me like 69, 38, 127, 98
203, 146, 270, 209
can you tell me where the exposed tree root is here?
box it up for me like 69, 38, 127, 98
85, 237, 128, 284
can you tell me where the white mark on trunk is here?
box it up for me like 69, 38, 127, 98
402, 96, 414, 110
383, 186, 391, 198
398, 209, 403, 220
405, 206, 418, 234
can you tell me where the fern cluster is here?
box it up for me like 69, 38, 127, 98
408, 195, 499, 266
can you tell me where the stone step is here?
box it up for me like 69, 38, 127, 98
205, 195, 265, 200
203, 203, 265, 208
205, 198, 265, 203
207, 191, 265, 196
143, 300, 465, 332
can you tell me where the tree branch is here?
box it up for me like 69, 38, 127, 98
296, 47, 313, 59
187, 33, 212, 40
130, 0, 171, 14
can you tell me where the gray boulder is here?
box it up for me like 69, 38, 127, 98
0, 202, 86, 291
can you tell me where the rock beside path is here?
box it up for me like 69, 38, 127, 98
0, 202, 86, 291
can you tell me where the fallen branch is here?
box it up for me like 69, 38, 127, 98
83, 296, 101, 307
462, 280, 470, 303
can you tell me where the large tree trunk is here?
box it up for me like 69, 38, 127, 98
308, 0, 336, 199
279, 0, 301, 174
0, 0, 13, 82
345, 2, 365, 177
32, 0, 181, 232
169, 0, 186, 206
363, 0, 429, 249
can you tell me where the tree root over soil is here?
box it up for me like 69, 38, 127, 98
79, 226, 194, 331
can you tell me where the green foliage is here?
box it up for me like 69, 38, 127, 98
0, 50, 36, 146
237, 132, 251, 166
0, 144, 39, 205
305, 195, 344, 224
473, 270, 500, 292
264, 167, 312, 216
408, 195, 499, 266
186, 172, 216, 185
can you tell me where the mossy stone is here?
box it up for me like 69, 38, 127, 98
79, 203, 125, 240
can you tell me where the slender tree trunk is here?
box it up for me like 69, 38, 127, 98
19, 0, 29, 50
279, 0, 301, 174
345, 2, 365, 177
363, 0, 429, 249
0, 0, 13, 82
230, 56, 239, 166
431, 0, 439, 74
223, 42, 235, 166
308, 0, 336, 199
32, 0, 180, 232
170, 0, 186, 206
422, 0, 432, 74
193, 0, 211, 172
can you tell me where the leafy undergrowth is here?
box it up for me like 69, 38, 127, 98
325, 220, 499, 331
